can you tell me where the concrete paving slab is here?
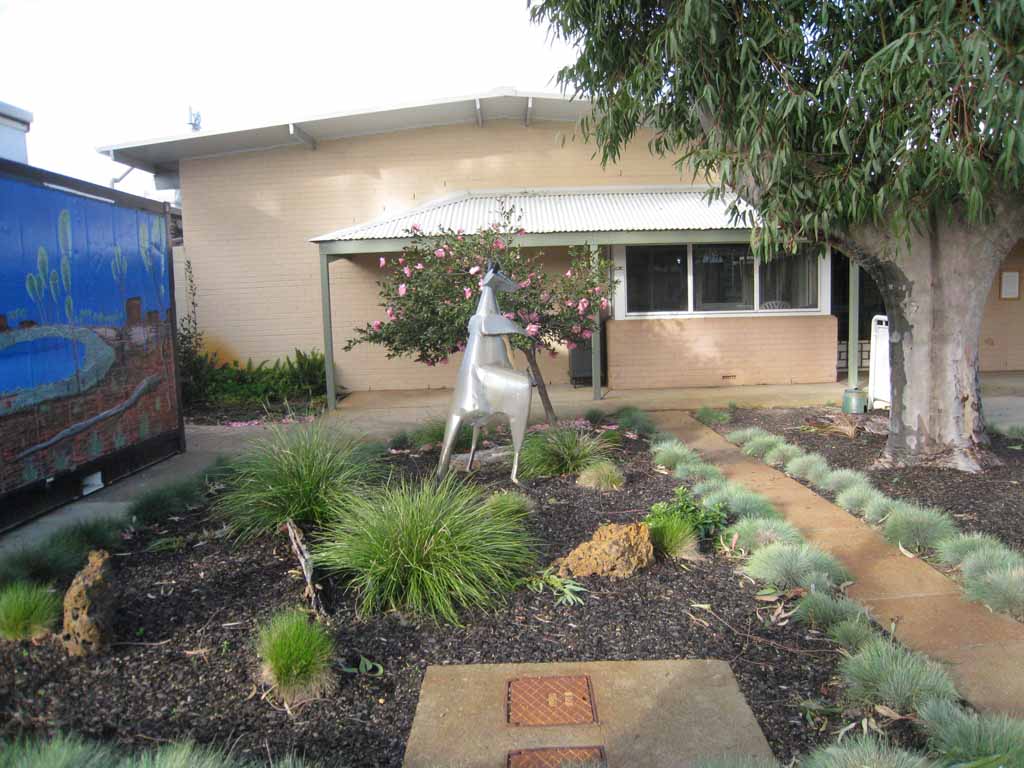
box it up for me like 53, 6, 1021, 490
983, 395, 1024, 431
845, 556, 962, 601
403, 660, 772, 768
934, 642, 1024, 717
859, 594, 1024, 652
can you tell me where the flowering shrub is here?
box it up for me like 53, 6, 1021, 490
344, 207, 616, 421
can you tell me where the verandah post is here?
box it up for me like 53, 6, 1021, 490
320, 252, 337, 409
590, 243, 603, 401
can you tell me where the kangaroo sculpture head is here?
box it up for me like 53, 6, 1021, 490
481, 261, 518, 294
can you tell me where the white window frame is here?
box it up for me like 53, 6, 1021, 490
612, 242, 831, 320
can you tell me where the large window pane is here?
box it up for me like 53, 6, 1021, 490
760, 246, 820, 309
693, 244, 755, 311
626, 246, 687, 313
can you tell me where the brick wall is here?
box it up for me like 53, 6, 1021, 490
606, 314, 838, 389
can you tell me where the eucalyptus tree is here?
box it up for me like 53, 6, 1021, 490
532, 0, 1024, 470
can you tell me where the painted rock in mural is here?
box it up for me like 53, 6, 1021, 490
62, 549, 116, 657
555, 522, 654, 580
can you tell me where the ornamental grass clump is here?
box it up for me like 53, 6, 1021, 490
726, 426, 769, 445
694, 758, 780, 768
649, 486, 727, 539
961, 544, 1024, 582
744, 543, 849, 591
409, 418, 473, 451
256, 609, 334, 704
128, 476, 206, 525
863, 494, 904, 525
802, 735, 937, 768
518, 427, 613, 478
0, 582, 61, 641
784, 453, 831, 486
741, 434, 786, 458
613, 406, 656, 436
0, 517, 125, 588
674, 460, 725, 484
693, 476, 729, 497
828, 617, 877, 652
882, 504, 958, 553
314, 476, 535, 624
577, 460, 625, 491
822, 468, 870, 494
936, 532, 1005, 566
964, 563, 1024, 620
840, 637, 958, 712
214, 425, 382, 539
836, 481, 885, 516
763, 442, 803, 467
651, 438, 698, 470
793, 591, 865, 629
644, 507, 699, 560
917, 698, 1024, 767
695, 406, 731, 426
724, 518, 803, 552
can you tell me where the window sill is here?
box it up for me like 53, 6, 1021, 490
620, 308, 824, 320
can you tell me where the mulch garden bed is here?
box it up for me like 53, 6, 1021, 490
715, 407, 1024, 552
184, 397, 323, 426
0, 433, 905, 766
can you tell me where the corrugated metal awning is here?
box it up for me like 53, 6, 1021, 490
312, 187, 749, 244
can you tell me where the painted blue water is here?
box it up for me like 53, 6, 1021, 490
0, 337, 85, 395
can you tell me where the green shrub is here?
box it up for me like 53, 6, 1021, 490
388, 430, 412, 450
803, 735, 936, 768
257, 609, 334, 704
917, 698, 1024, 767
744, 543, 849, 591
961, 543, 1024, 582
763, 443, 803, 467
128, 477, 206, 525
651, 438, 698, 470
964, 562, 1024, 619
518, 428, 613, 478
784, 453, 831, 485
840, 637, 958, 712
726, 427, 769, 444
835, 481, 885, 516
410, 419, 473, 451
644, 507, 698, 560
936, 532, 1006, 566
183, 346, 327, 407
0, 582, 61, 640
214, 424, 381, 539
577, 460, 625, 491
695, 406, 731, 426
649, 486, 727, 539
793, 592, 865, 629
674, 460, 725, 484
719, 486, 779, 520
693, 476, 729, 497
882, 504, 958, 553
693, 757, 779, 768
822, 468, 870, 493
742, 434, 786, 458
828, 617, 877, 651
584, 407, 606, 427
613, 406, 656, 436
723, 518, 803, 552
314, 476, 535, 624
52, 518, 125, 554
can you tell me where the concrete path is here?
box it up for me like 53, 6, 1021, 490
658, 412, 1024, 716
403, 660, 771, 768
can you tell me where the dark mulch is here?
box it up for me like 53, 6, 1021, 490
715, 407, 1024, 552
184, 398, 324, 426
1, 436, 885, 766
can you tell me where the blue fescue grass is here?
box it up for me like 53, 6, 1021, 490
694, 406, 732, 426
793, 591, 866, 629
763, 442, 804, 467
936, 532, 1006, 566
964, 562, 1024, 620
723, 518, 803, 552
650, 438, 698, 470
674, 460, 725, 483
744, 542, 849, 591
726, 426, 770, 444
576, 460, 625, 491
821, 468, 870, 493
835, 481, 885, 516
257, 609, 334, 704
613, 406, 656, 436
828, 617, 877, 652
839, 636, 958, 712
741, 433, 787, 458
802, 735, 937, 768
917, 698, 1024, 767
784, 453, 832, 486
882, 504, 959, 553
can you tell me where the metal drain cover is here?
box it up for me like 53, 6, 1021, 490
506, 675, 597, 726
507, 746, 607, 768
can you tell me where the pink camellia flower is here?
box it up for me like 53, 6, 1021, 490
456, 340, 466, 352
457, 235, 464, 241
403, 265, 412, 277
439, 357, 449, 365
528, 312, 540, 323
571, 324, 582, 335
464, 286, 472, 299
518, 278, 531, 288
593, 285, 602, 295
566, 341, 578, 350
398, 256, 406, 265
540, 291, 550, 303
425, 359, 435, 367
577, 298, 590, 315
434, 248, 445, 259
517, 227, 526, 236
372, 320, 383, 332
581, 329, 593, 340
411, 224, 422, 233
415, 262, 424, 270
386, 306, 396, 320
469, 265, 481, 275
379, 256, 387, 268
525, 323, 540, 337
457, 228, 465, 235
494, 238, 506, 251
566, 299, 575, 307
398, 283, 408, 297
504, 312, 515, 320
565, 269, 573, 277
599, 297, 609, 311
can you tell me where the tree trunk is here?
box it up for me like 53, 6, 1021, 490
524, 345, 558, 424
840, 196, 1023, 472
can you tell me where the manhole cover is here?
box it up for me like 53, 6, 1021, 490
506, 675, 597, 726
507, 746, 606, 768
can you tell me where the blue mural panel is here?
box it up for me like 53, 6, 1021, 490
0, 172, 181, 496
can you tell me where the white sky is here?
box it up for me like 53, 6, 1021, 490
1, 0, 577, 199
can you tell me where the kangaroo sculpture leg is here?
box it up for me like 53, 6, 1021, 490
507, 407, 529, 484
466, 425, 481, 471
437, 412, 465, 479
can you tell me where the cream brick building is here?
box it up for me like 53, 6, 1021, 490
101, 89, 1024, 401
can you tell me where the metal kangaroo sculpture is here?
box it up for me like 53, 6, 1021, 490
437, 264, 533, 483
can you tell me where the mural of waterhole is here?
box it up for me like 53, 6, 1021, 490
0, 324, 115, 416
